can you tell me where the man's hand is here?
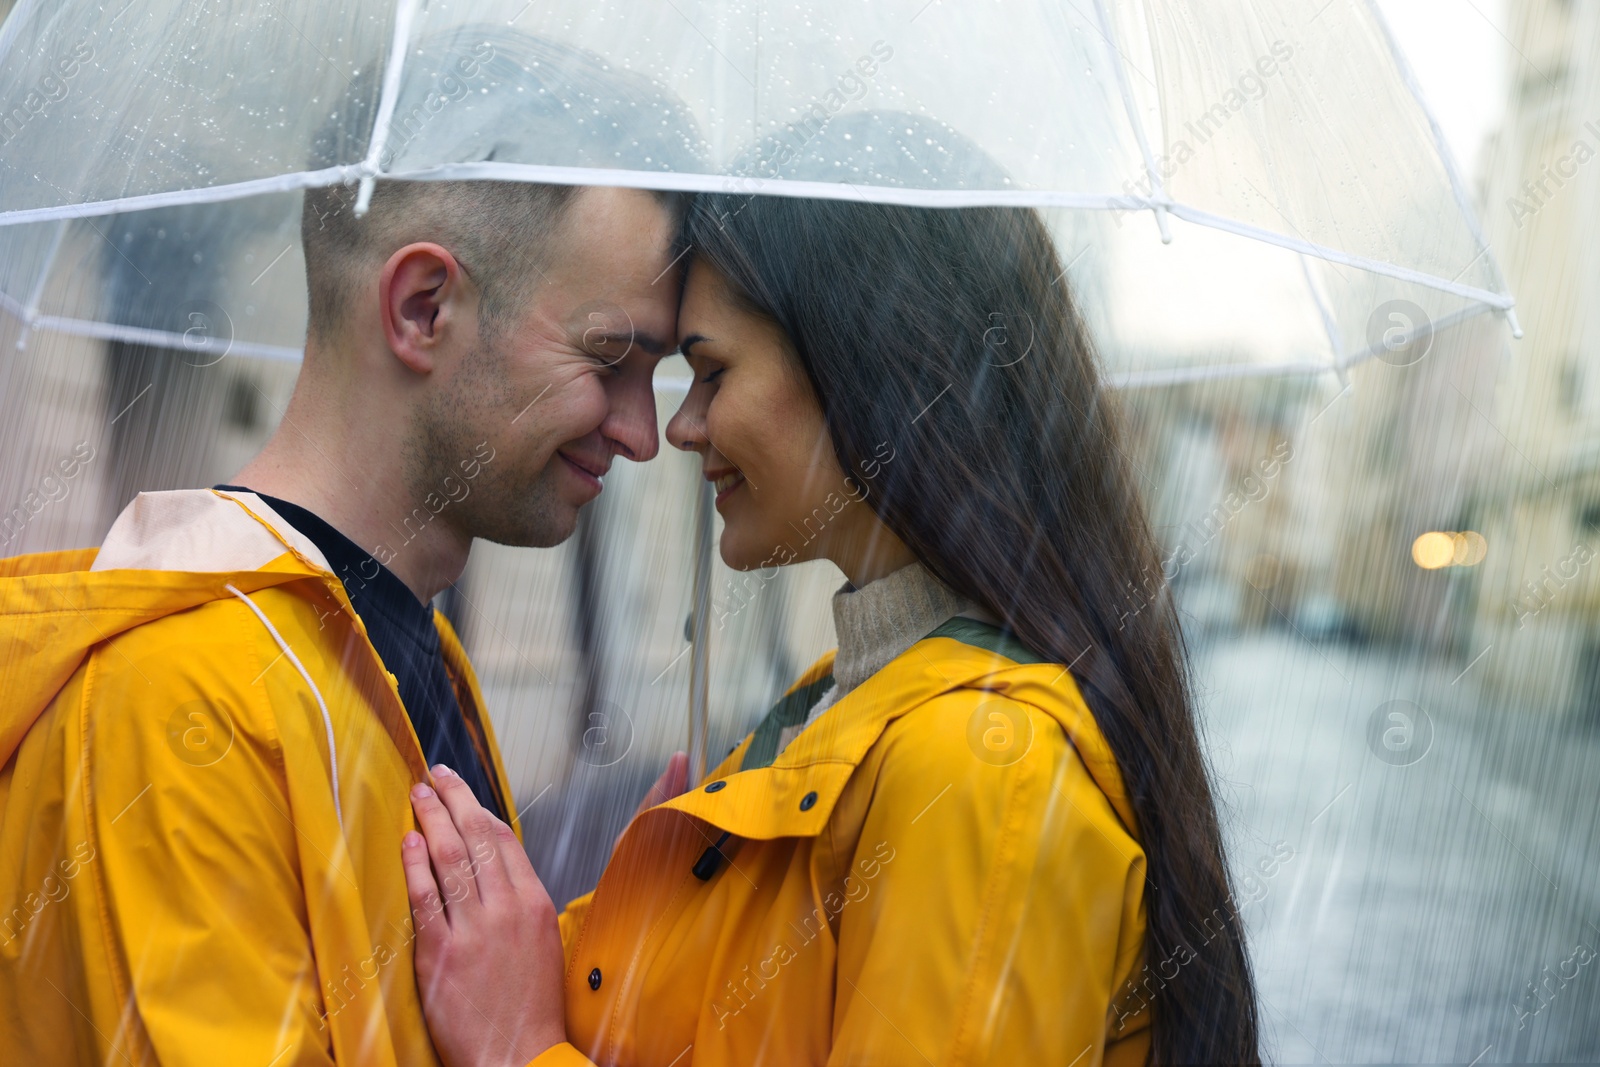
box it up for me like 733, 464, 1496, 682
402, 765, 566, 1067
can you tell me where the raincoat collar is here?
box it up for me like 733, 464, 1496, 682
90, 485, 334, 574
659, 625, 1138, 842
0, 489, 426, 780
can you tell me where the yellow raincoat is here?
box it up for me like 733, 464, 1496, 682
0, 488, 519, 1065
538, 621, 1151, 1066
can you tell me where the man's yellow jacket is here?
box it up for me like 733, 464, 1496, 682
0, 488, 519, 1065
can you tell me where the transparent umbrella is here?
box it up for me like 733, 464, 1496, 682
0, 0, 1520, 782
0, 0, 1522, 707
0, 0, 1516, 378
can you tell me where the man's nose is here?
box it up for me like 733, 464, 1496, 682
603, 376, 661, 463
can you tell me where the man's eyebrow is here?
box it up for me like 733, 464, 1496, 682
590, 330, 668, 356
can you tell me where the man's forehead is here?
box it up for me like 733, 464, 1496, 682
552, 186, 680, 286
513, 188, 683, 352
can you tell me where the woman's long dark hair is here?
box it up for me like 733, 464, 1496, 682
682, 193, 1260, 1063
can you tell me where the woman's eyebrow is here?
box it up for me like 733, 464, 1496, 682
679, 333, 709, 358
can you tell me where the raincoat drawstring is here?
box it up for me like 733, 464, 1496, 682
226, 582, 343, 825
692, 830, 734, 880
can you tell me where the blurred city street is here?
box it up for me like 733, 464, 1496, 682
1195, 625, 1600, 1063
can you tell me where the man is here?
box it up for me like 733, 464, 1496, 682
0, 30, 692, 1065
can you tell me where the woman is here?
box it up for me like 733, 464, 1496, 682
400, 114, 1261, 1065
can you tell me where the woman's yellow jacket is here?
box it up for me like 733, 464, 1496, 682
0, 489, 519, 1065
538, 623, 1152, 1066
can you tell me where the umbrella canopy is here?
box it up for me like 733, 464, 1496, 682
0, 0, 1516, 383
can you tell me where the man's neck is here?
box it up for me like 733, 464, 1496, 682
231, 387, 470, 603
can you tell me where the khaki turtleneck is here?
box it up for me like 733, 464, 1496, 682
775, 562, 994, 754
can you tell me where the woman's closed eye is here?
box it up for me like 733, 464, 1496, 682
680, 333, 723, 385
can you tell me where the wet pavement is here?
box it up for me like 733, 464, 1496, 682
1196, 629, 1600, 1064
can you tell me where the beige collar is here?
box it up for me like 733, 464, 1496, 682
828, 563, 973, 696
91, 488, 332, 574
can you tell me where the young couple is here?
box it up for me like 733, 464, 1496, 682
0, 46, 1257, 1067
388, 123, 1259, 1066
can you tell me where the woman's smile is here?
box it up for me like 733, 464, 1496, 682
709, 469, 745, 505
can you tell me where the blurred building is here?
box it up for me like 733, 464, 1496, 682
1120, 377, 1325, 638
1465, 0, 1600, 717
1120, 0, 1600, 729
1119, 311, 1503, 659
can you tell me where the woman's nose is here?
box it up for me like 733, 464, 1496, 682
665, 398, 708, 453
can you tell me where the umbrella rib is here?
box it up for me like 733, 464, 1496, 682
5, 293, 1492, 391
1163, 201, 1513, 310
0, 277, 1504, 392
1111, 301, 1506, 390
354, 0, 425, 216
1087, 0, 1172, 244
0, 164, 363, 227
1298, 254, 1345, 379
19, 220, 68, 322
0, 167, 1510, 308
26, 312, 305, 363
0, 162, 1514, 307
1359, 0, 1519, 329
7, 218, 68, 351
0, 156, 1520, 314
1114, 301, 1508, 389
1334, 302, 1498, 373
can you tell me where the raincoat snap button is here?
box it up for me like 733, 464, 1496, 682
705, 780, 726, 793
588, 967, 602, 990
799, 791, 818, 811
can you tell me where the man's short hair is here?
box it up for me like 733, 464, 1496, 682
301, 26, 704, 342
303, 180, 576, 342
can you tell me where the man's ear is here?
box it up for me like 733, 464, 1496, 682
380, 242, 471, 375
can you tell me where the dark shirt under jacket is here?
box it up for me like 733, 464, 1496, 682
215, 485, 506, 819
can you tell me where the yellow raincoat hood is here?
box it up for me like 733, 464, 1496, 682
0, 489, 518, 1066
0, 541, 314, 770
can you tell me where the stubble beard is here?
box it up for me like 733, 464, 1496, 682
409, 337, 574, 551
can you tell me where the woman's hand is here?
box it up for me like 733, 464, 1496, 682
620, 751, 688, 838
402, 765, 567, 1067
